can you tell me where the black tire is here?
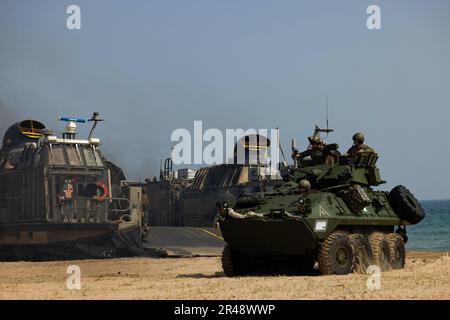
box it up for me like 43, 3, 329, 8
369, 232, 391, 271
388, 185, 425, 224
318, 232, 354, 275
222, 245, 249, 277
387, 233, 405, 269
349, 234, 373, 274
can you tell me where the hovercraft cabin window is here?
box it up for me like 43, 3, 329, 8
66, 146, 82, 166
49, 147, 66, 166
47, 146, 103, 167
83, 149, 103, 167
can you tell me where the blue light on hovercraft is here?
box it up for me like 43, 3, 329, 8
59, 117, 87, 123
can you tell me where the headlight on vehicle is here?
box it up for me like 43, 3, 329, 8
298, 198, 306, 213
219, 201, 229, 216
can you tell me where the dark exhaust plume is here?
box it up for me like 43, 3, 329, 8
0, 100, 19, 147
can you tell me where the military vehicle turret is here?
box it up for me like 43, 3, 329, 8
0, 113, 147, 260
217, 126, 425, 276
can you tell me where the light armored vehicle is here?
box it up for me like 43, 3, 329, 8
217, 127, 425, 276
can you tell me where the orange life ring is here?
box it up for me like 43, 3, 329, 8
95, 181, 109, 202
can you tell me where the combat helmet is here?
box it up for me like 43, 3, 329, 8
352, 132, 365, 144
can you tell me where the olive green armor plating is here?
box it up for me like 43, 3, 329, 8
218, 128, 425, 276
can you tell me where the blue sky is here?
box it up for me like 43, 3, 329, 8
1, 0, 449, 199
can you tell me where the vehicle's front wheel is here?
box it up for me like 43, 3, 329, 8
387, 233, 405, 269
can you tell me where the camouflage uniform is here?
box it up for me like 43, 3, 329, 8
346, 144, 375, 157
298, 136, 326, 165
346, 132, 375, 157
300, 136, 341, 165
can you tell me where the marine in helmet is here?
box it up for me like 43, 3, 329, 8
299, 135, 340, 165
306, 135, 326, 164
309, 135, 325, 150
298, 179, 311, 194
346, 132, 375, 157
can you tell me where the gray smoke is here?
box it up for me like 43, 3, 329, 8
0, 100, 18, 148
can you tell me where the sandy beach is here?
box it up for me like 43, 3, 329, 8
0, 251, 449, 300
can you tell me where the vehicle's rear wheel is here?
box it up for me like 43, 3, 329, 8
318, 232, 354, 275
348, 234, 373, 273
387, 233, 405, 269
369, 232, 391, 271
222, 245, 249, 277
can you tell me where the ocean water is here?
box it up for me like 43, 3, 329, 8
406, 200, 450, 252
